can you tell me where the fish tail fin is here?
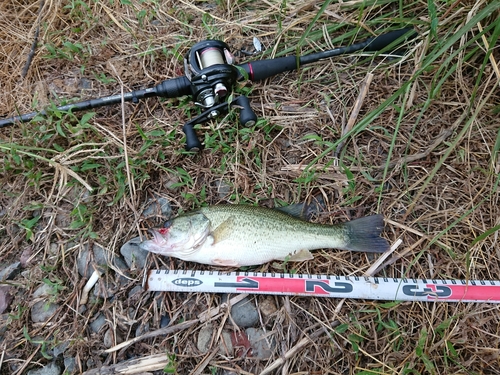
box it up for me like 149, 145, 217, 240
343, 214, 390, 253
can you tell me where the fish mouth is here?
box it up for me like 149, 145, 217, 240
150, 228, 168, 244
139, 229, 172, 254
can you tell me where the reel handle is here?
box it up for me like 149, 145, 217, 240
182, 123, 203, 152
182, 96, 257, 151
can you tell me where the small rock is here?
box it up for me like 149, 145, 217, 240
79, 78, 92, 90
31, 301, 59, 323
223, 295, 259, 328
53, 341, 70, 357
0, 262, 21, 281
77, 244, 108, 278
114, 256, 131, 286
63, 357, 77, 374
259, 296, 278, 319
142, 196, 172, 219
90, 313, 106, 333
246, 328, 276, 360
20, 247, 33, 267
26, 361, 62, 375
0, 286, 13, 314
135, 322, 149, 337
33, 283, 56, 298
197, 323, 233, 355
214, 179, 232, 199
120, 237, 149, 270
113, 256, 129, 272
103, 328, 122, 348
48, 243, 58, 256
54, 203, 72, 228
160, 315, 170, 328
93, 279, 116, 300
128, 285, 143, 299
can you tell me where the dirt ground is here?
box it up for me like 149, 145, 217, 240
1, 0, 499, 374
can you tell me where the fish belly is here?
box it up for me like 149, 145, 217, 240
179, 233, 342, 267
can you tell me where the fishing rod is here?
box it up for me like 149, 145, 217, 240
1, 28, 416, 151
144, 269, 500, 303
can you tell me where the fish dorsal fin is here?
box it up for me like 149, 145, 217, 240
288, 249, 314, 262
275, 203, 307, 219
211, 216, 236, 244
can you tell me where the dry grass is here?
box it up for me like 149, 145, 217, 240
1, 0, 500, 374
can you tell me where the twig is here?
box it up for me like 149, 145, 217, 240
260, 300, 345, 375
21, 0, 45, 79
104, 318, 198, 354
82, 353, 175, 374
104, 294, 248, 353
335, 73, 374, 157
190, 349, 218, 375
364, 238, 403, 277
386, 128, 454, 169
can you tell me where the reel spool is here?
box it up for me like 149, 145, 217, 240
184, 40, 238, 110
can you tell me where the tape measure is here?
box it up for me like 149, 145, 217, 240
143, 269, 500, 303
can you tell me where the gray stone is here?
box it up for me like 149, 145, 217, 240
160, 315, 170, 328
222, 295, 259, 328
128, 285, 143, 299
90, 313, 106, 333
142, 196, 172, 219
26, 361, 61, 375
197, 323, 233, 355
77, 244, 108, 278
78, 78, 92, 90
31, 301, 59, 323
53, 340, 70, 357
33, 283, 56, 298
0, 286, 13, 314
113, 255, 129, 272
63, 357, 77, 374
214, 179, 232, 199
246, 328, 276, 360
135, 322, 149, 337
48, 243, 58, 256
103, 328, 122, 349
120, 236, 149, 270
92, 279, 116, 300
0, 262, 21, 281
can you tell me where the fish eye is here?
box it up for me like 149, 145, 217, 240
163, 220, 172, 228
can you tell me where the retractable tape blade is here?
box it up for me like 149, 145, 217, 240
143, 269, 500, 303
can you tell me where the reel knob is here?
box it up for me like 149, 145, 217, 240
182, 124, 203, 151
236, 96, 257, 127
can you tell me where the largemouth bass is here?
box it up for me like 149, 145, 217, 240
140, 204, 389, 267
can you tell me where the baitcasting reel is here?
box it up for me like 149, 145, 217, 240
0, 28, 417, 151
181, 40, 258, 150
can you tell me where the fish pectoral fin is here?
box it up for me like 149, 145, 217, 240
212, 258, 240, 267
287, 249, 314, 262
211, 216, 236, 244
